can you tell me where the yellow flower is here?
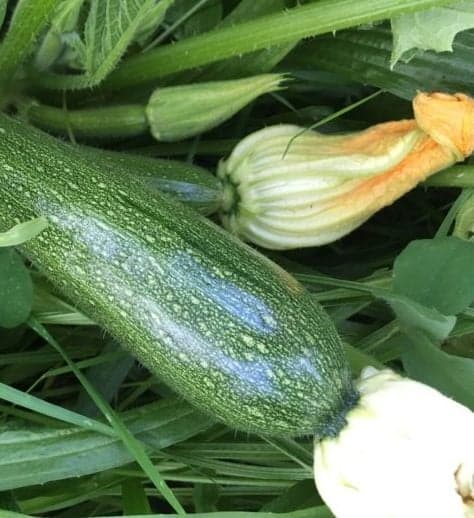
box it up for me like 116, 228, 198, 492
313, 367, 474, 518
219, 92, 474, 249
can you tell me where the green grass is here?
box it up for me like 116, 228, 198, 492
0, 0, 473, 516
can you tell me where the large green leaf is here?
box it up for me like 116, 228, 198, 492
0, 249, 33, 328
300, 26, 474, 100
402, 328, 474, 409
393, 237, 474, 316
391, 1, 474, 66
0, 398, 213, 490
74, 0, 168, 86
391, 237, 474, 407
39, 0, 451, 90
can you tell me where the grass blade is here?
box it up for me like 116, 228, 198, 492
29, 318, 186, 514
0, 381, 114, 436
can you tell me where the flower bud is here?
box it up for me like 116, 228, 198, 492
146, 74, 285, 142
34, 0, 84, 71
314, 367, 474, 518
218, 92, 474, 250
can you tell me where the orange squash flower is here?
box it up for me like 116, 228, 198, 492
219, 92, 474, 249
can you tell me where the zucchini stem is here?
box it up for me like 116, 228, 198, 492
21, 100, 149, 139
425, 165, 474, 188
0, 0, 62, 102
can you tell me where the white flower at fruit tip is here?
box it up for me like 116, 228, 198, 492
313, 367, 474, 518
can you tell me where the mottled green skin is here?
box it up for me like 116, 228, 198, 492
0, 115, 357, 437
76, 146, 223, 215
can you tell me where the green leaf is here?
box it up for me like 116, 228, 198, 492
302, 26, 474, 101
30, 318, 185, 514
0, 398, 213, 491
80, 0, 162, 86
121, 479, 152, 515
0, 217, 48, 247
295, 270, 455, 343
391, 1, 474, 66
402, 328, 474, 409
393, 237, 474, 316
0, 249, 33, 328
39, 0, 451, 90
74, 341, 134, 417
386, 294, 455, 342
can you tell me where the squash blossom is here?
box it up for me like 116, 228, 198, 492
146, 74, 285, 142
314, 367, 474, 518
219, 92, 474, 249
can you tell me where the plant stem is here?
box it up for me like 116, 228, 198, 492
36, 0, 450, 92
0, 0, 62, 101
425, 166, 474, 188
22, 101, 148, 139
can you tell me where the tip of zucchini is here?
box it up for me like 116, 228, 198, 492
318, 388, 360, 440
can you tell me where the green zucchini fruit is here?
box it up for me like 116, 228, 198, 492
0, 115, 357, 437
76, 146, 223, 215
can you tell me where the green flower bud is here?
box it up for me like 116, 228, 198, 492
34, 0, 84, 71
145, 74, 285, 142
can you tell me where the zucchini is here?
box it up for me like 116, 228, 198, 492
76, 146, 223, 215
0, 115, 357, 437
